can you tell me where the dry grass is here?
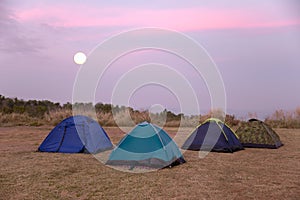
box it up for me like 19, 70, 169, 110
0, 113, 43, 126
2, 107, 300, 128
0, 126, 299, 200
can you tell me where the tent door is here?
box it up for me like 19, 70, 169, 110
57, 126, 67, 152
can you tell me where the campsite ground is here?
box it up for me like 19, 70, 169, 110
0, 126, 299, 200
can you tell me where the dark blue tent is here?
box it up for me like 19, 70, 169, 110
38, 115, 113, 153
182, 118, 244, 153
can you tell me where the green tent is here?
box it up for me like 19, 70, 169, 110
106, 121, 185, 169
235, 119, 283, 148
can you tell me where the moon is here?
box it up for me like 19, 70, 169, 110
73, 52, 87, 65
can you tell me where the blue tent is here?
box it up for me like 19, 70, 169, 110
182, 118, 244, 153
106, 121, 185, 168
38, 115, 113, 153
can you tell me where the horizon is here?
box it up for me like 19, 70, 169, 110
0, 93, 293, 120
1, 1, 300, 119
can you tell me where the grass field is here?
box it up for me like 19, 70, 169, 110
0, 126, 299, 199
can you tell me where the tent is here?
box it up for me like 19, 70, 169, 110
106, 121, 185, 168
182, 118, 244, 152
235, 119, 283, 148
38, 115, 113, 153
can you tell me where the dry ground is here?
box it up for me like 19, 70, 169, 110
0, 126, 299, 200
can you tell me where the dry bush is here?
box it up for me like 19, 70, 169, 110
207, 108, 226, 119
199, 109, 226, 123
130, 110, 151, 124
97, 112, 116, 126
198, 109, 239, 127
265, 108, 300, 128
2, 103, 299, 129
0, 113, 43, 126
44, 109, 73, 126
295, 107, 300, 119
175, 116, 200, 127
165, 120, 180, 127
247, 112, 258, 119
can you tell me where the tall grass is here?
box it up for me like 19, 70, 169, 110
44, 109, 73, 126
265, 108, 300, 128
1, 103, 299, 129
0, 113, 44, 126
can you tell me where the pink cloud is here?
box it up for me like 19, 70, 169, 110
15, 5, 300, 31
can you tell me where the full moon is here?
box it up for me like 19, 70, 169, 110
73, 52, 87, 65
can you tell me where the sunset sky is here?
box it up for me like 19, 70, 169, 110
1, 0, 300, 118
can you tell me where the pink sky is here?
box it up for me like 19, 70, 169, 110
15, 5, 300, 31
1, 0, 300, 117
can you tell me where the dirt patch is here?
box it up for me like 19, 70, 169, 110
0, 126, 299, 199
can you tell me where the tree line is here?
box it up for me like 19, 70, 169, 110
0, 94, 183, 120
3, 94, 298, 128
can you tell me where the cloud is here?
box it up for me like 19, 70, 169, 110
13, 3, 300, 31
0, 1, 44, 54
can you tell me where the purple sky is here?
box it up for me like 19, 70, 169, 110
1, 0, 300, 117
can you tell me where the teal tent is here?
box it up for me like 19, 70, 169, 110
106, 121, 185, 168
